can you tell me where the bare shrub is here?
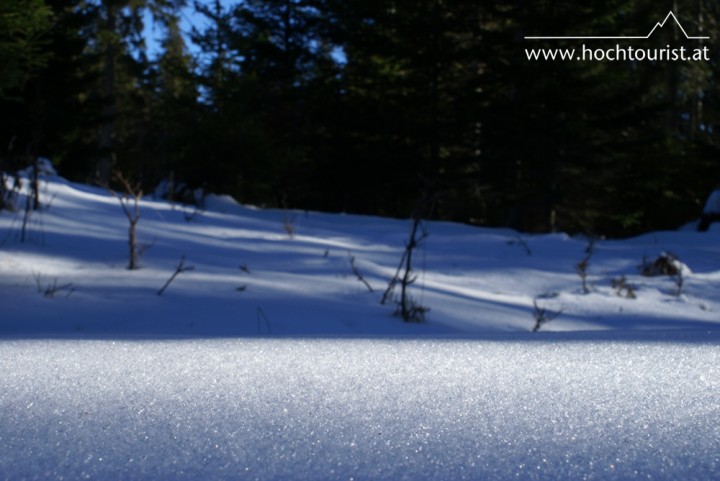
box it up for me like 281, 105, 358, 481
33, 272, 74, 298
382, 192, 433, 322
641, 252, 682, 277
575, 255, 591, 294
106, 171, 143, 270
611, 275, 637, 299
640, 252, 689, 297
532, 299, 563, 332
574, 238, 597, 294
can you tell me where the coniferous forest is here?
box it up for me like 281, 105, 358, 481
2, 0, 719, 237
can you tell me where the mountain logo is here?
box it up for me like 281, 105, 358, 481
525, 11, 709, 40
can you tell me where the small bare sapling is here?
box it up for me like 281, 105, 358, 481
382, 193, 432, 322
281, 195, 295, 237
575, 256, 590, 294
107, 172, 143, 270
283, 213, 296, 237
574, 238, 596, 294
20, 186, 33, 243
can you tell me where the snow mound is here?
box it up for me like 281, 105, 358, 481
16, 157, 57, 178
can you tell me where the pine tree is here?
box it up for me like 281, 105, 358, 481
189, 0, 342, 207
0, 0, 52, 99
144, 11, 198, 197
319, 1, 484, 218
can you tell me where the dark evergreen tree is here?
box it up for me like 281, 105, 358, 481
1, 0, 93, 178
319, 1, 484, 218
0, 0, 52, 98
478, 0, 718, 235
142, 11, 199, 198
189, 0, 342, 207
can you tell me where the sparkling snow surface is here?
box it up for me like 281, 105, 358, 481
1, 336, 719, 481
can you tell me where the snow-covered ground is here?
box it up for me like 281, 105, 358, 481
1, 336, 719, 481
1, 169, 719, 336
1, 170, 719, 480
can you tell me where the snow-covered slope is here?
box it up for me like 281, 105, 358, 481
2, 171, 720, 481
1, 171, 719, 337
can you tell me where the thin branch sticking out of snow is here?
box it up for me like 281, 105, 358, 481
157, 256, 195, 296
532, 299, 563, 332
348, 251, 373, 292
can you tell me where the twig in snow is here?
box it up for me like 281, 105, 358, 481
281, 194, 295, 238
256, 307, 272, 335
573, 238, 598, 294
674, 270, 685, 297
611, 276, 637, 299
20, 192, 32, 243
575, 253, 592, 294
33, 271, 74, 298
183, 205, 203, 222
508, 234, 532, 256
348, 251, 373, 292
157, 256, 195, 296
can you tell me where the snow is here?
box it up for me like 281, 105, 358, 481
1, 336, 719, 481
2, 171, 719, 336
1, 171, 720, 479
703, 188, 720, 214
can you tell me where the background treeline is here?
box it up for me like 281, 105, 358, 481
2, 0, 719, 237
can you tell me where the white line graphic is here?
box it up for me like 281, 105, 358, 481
525, 11, 710, 40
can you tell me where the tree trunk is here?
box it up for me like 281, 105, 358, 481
128, 218, 138, 270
